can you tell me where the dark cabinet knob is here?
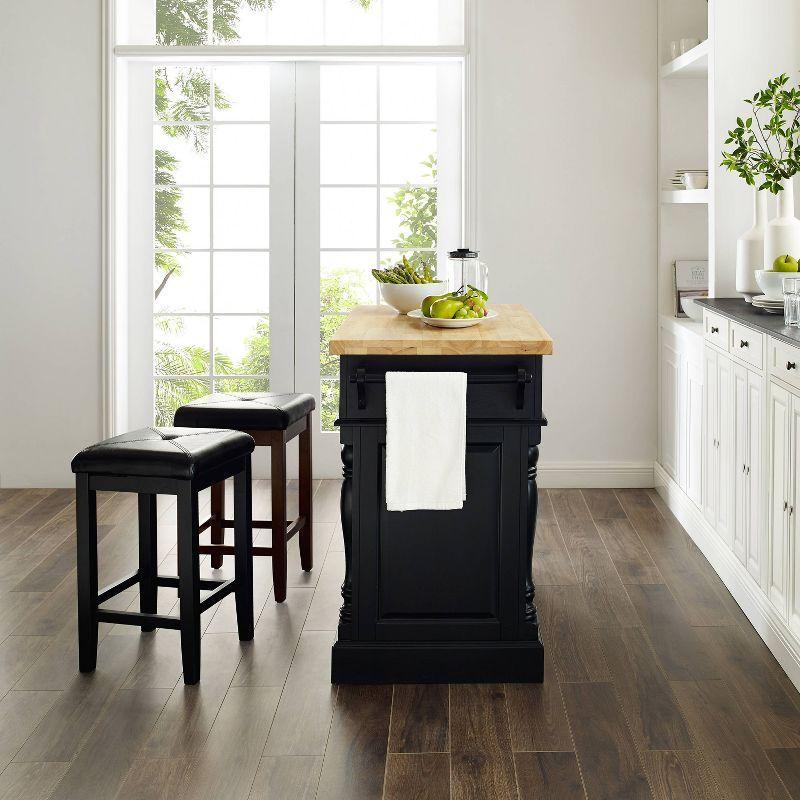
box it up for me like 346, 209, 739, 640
788, 362, 797, 371
711, 326, 719, 334
740, 340, 749, 348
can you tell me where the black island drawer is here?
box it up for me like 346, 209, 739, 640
338, 354, 543, 422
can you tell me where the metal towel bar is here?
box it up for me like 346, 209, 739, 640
350, 368, 532, 410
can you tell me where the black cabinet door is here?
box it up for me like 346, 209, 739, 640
356, 424, 523, 642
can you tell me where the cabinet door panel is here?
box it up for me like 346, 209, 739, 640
769, 383, 790, 619
790, 397, 800, 634
358, 425, 520, 642
716, 354, 734, 547
732, 363, 748, 564
660, 333, 680, 482
703, 347, 718, 524
686, 355, 704, 508
746, 371, 763, 585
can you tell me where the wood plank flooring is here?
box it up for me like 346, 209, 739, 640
0, 484, 799, 798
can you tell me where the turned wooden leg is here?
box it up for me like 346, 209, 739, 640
339, 444, 353, 630
299, 413, 313, 572
177, 486, 201, 685
138, 493, 158, 631
525, 445, 539, 626
76, 474, 98, 673
210, 481, 225, 569
234, 458, 254, 641
271, 440, 288, 603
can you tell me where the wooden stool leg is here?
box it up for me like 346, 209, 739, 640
177, 486, 201, 684
138, 494, 158, 631
210, 481, 225, 569
271, 439, 288, 603
234, 457, 254, 641
299, 413, 313, 572
76, 473, 98, 673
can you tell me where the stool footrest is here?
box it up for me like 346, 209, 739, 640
97, 609, 182, 630
216, 515, 306, 533
98, 571, 141, 604
157, 575, 227, 591
199, 545, 274, 557
198, 579, 236, 613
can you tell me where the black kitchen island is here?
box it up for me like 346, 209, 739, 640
328, 304, 553, 684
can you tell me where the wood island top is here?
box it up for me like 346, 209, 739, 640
329, 304, 554, 356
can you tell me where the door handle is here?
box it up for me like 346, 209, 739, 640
788, 362, 797, 371
785, 501, 789, 511
743, 463, 746, 474
740, 340, 749, 348
746, 466, 750, 476
711, 326, 719, 334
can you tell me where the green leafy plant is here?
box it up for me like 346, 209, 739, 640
721, 73, 800, 193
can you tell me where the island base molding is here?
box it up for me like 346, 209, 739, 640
655, 461, 800, 693
331, 639, 544, 684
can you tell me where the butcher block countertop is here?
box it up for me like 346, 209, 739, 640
329, 304, 554, 356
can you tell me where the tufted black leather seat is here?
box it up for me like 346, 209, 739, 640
71, 427, 255, 481
173, 392, 316, 432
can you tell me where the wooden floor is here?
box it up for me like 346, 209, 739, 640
0, 484, 800, 799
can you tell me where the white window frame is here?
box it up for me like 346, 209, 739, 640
102, 0, 478, 468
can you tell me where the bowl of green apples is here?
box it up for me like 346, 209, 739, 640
756, 255, 799, 301
408, 286, 496, 328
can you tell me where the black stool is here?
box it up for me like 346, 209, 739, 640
174, 392, 315, 603
71, 427, 256, 684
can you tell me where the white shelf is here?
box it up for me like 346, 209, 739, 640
661, 189, 710, 205
660, 39, 709, 79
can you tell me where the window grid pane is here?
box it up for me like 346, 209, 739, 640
318, 63, 441, 431
153, 64, 271, 424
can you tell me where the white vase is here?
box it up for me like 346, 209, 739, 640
736, 188, 768, 298
764, 177, 800, 271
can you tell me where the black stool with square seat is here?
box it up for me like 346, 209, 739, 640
174, 392, 315, 603
71, 427, 256, 684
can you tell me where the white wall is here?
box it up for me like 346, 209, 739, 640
0, 1, 104, 487
0, 0, 659, 487
712, 0, 800, 297
475, 0, 659, 482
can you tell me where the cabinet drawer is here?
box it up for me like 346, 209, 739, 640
770, 339, 800, 391
730, 322, 763, 370
704, 311, 729, 350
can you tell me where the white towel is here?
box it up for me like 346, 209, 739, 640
385, 371, 467, 512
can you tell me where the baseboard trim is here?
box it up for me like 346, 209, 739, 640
654, 461, 800, 692
537, 462, 655, 489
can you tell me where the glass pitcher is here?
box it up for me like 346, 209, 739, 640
448, 249, 488, 294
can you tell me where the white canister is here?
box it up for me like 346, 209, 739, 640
764, 177, 800, 271
736, 188, 768, 298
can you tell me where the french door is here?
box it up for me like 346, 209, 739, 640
124, 58, 463, 476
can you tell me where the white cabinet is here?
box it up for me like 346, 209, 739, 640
769, 381, 790, 619
684, 355, 704, 507
660, 331, 681, 481
746, 369, 763, 584
704, 346, 733, 546
660, 325, 703, 507
790, 399, 800, 634
731, 363, 764, 581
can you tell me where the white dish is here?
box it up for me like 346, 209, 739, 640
755, 270, 796, 301
408, 308, 498, 328
680, 296, 705, 322
379, 281, 449, 315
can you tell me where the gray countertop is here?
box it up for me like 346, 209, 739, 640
695, 298, 800, 348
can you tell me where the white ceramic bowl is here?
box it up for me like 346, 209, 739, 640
755, 269, 796, 301
680, 296, 705, 322
378, 281, 449, 314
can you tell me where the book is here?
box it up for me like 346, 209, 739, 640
673, 259, 708, 317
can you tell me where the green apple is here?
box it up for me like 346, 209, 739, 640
773, 254, 799, 272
